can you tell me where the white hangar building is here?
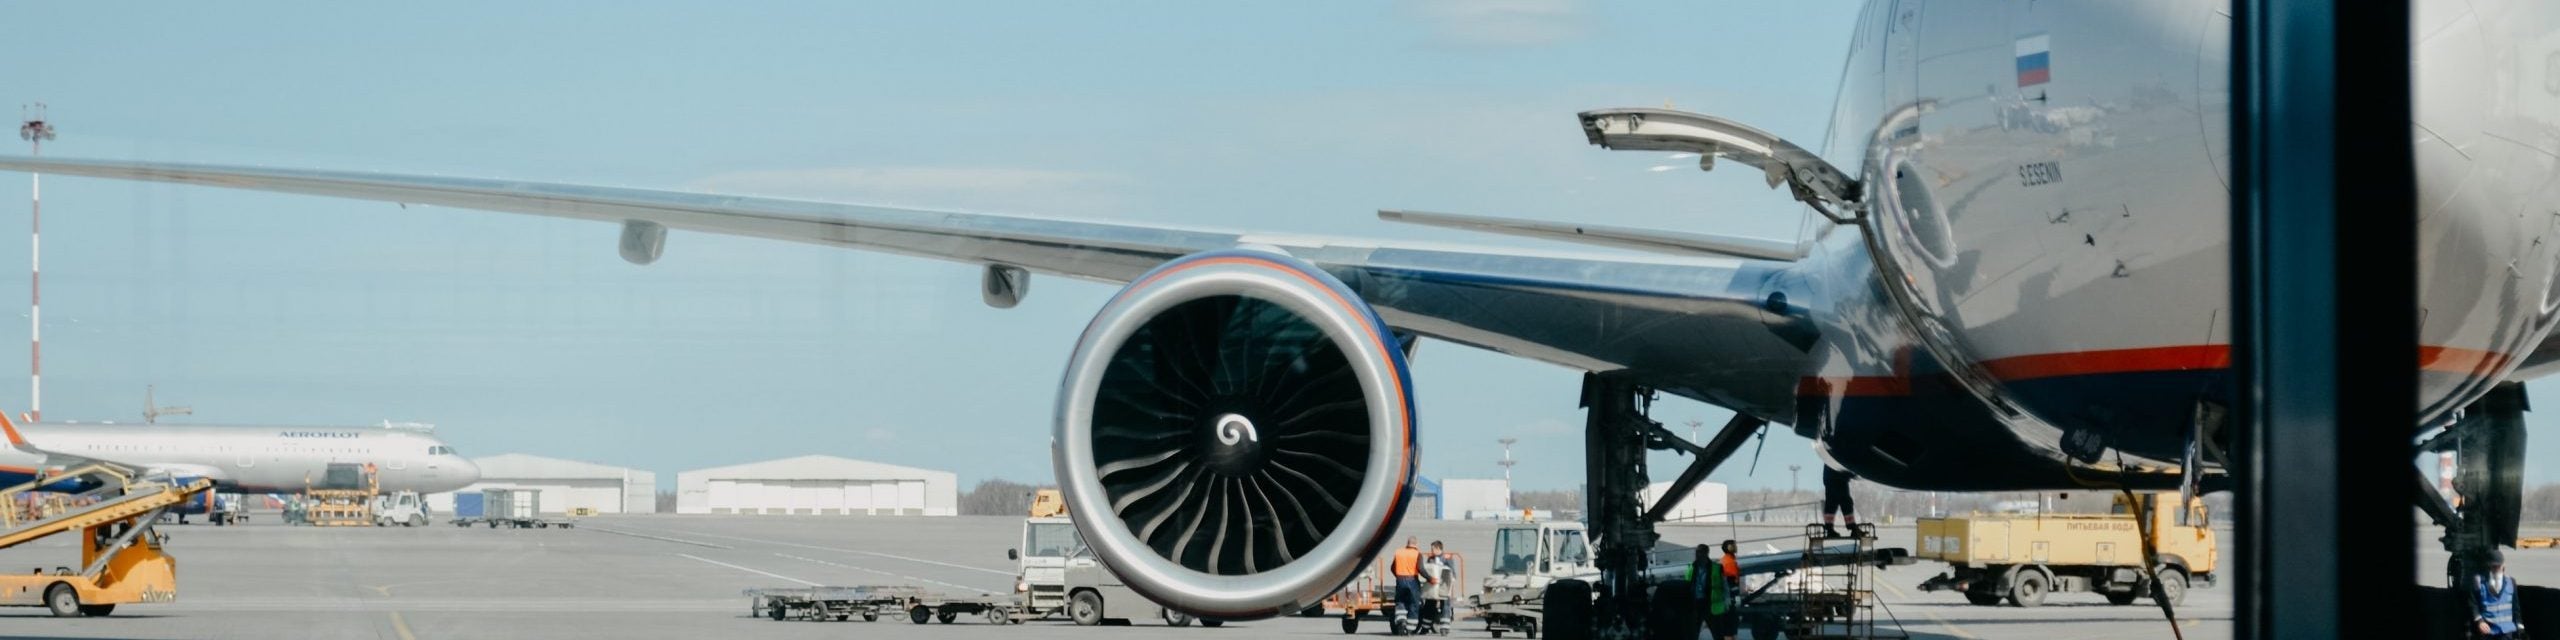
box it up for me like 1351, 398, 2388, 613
676, 454, 957, 516
429, 453, 658, 515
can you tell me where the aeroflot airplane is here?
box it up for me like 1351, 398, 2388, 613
0, 0, 2548, 621
0, 422, 480, 495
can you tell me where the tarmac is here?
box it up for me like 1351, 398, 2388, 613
0, 513, 2545, 639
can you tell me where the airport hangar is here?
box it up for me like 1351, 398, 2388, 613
426, 453, 658, 515
676, 454, 957, 516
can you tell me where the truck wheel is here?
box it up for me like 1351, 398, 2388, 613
910, 606, 932, 624
409, 514, 425, 527
1071, 591, 1104, 626
862, 612, 879, 622
1542, 579, 1591, 640
769, 604, 787, 621
1748, 614, 1777, 640
2155, 568, 2189, 606
44, 583, 78, 618
2105, 590, 2140, 606
1340, 614, 1359, 634
77, 604, 113, 617
1163, 609, 1193, 627
1522, 618, 1538, 638
2008, 570, 2049, 608
938, 611, 957, 624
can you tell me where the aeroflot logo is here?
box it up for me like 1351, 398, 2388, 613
280, 431, 359, 439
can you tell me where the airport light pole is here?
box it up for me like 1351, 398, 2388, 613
1496, 437, 1517, 484
17, 104, 50, 424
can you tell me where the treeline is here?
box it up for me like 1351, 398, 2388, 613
2528, 483, 2560, 523
961, 478, 1057, 516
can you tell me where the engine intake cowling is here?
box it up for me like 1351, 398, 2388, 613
1054, 249, 1417, 619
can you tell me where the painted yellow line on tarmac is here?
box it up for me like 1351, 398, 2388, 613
1879, 577, 1978, 639
388, 610, 418, 640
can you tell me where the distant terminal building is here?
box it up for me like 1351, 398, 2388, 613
676, 454, 956, 516
1409, 476, 1441, 519
428, 453, 657, 515
1638, 480, 1729, 524
1438, 478, 1513, 519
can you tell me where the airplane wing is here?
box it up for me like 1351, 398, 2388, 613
0, 157, 1820, 421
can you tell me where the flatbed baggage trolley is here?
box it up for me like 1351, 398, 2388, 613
745, 586, 1016, 624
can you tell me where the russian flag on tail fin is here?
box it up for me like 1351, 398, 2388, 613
2016, 33, 2052, 87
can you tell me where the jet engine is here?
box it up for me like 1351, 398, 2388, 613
1053, 249, 1417, 619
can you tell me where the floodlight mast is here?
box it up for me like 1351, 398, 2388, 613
17, 104, 51, 424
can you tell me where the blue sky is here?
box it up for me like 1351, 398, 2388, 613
0, 1, 2545, 493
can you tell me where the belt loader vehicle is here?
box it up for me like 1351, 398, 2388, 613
1916, 492, 2217, 607
0, 463, 213, 617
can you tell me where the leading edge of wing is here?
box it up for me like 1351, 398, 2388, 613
0, 156, 1235, 283
0, 156, 1818, 418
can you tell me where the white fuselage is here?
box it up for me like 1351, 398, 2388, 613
1790, 0, 2560, 485
0, 423, 479, 494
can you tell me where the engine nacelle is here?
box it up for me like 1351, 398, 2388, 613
1053, 249, 1417, 619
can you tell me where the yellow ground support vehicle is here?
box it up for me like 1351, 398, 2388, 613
300, 463, 379, 527
0, 463, 214, 617
1916, 492, 2217, 607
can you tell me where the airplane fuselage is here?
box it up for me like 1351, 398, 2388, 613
1788, 0, 2560, 489
0, 424, 480, 494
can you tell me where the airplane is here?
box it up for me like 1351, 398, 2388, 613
0, 0, 2547, 633
0, 422, 481, 496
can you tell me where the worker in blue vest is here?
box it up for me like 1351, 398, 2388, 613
2474, 548, 2526, 639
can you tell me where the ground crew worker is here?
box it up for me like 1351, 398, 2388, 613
1692, 544, 1737, 640
1421, 541, 1453, 627
1822, 465, 1860, 538
2474, 548, 2525, 639
1391, 537, 1423, 627
1720, 539, 1742, 586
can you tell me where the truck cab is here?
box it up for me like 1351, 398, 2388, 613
1485, 520, 1598, 592
1011, 516, 1085, 615
1008, 516, 1215, 627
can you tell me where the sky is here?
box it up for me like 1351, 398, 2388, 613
0, 1, 2546, 494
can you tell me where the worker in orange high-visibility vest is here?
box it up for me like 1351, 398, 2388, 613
1391, 538, 1423, 627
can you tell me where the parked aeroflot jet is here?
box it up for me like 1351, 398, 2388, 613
0, 0, 2548, 624
0, 421, 479, 495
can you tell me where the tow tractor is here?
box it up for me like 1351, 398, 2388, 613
1470, 518, 1912, 639
1010, 513, 1222, 627
0, 462, 214, 617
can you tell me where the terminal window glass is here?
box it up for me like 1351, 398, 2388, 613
1028, 523, 1085, 558
1492, 528, 1538, 574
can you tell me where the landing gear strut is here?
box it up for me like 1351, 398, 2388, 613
2419, 383, 2528, 587
1548, 372, 1765, 640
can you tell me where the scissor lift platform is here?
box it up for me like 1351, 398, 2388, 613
0, 464, 213, 617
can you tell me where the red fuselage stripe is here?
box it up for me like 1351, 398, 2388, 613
1802, 344, 2513, 397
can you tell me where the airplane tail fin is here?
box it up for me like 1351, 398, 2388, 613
0, 410, 31, 451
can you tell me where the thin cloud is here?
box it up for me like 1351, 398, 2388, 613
1408, 0, 1590, 48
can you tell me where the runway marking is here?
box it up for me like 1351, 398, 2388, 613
679, 553, 821, 586
387, 611, 418, 640
1877, 579, 1978, 639
614, 526, 1011, 575
585, 526, 733, 549
772, 553, 998, 594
